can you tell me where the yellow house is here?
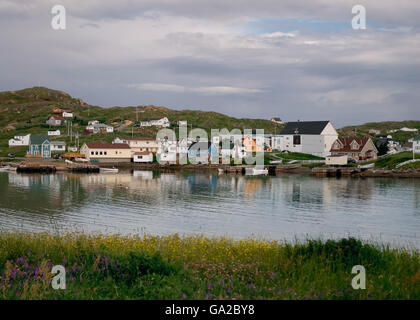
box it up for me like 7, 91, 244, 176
242, 136, 263, 153
80, 142, 132, 163
113, 137, 161, 154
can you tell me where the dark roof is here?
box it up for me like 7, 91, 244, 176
30, 134, 50, 145
188, 141, 214, 150
85, 142, 130, 149
414, 135, 420, 141
280, 121, 330, 135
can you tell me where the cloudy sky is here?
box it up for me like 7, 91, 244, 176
1, 0, 420, 127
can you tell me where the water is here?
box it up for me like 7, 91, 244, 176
0, 171, 419, 248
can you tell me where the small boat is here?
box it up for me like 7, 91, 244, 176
218, 168, 225, 174
358, 163, 375, 169
245, 167, 268, 176
0, 165, 16, 172
100, 167, 119, 173
75, 157, 88, 163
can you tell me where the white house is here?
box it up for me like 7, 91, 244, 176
270, 117, 283, 124
48, 130, 60, 136
414, 135, 420, 154
140, 117, 170, 128
133, 152, 153, 163
46, 116, 65, 126
326, 155, 348, 166
8, 133, 31, 146
62, 112, 73, 118
278, 121, 338, 157
50, 141, 66, 153
86, 123, 114, 134
158, 139, 178, 163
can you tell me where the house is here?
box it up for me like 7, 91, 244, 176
178, 120, 187, 126
158, 139, 178, 163
50, 141, 66, 153
113, 137, 160, 154
140, 117, 170, 128
220, 140, 246, 159
62, 112, 73, 118
46, 116, 65, 126
28, 134, 51, 158
330, 137, 378, 161
278, 121, 338, 157
368, 129, 381, 135
188, 141, 219, 164
80, 142, 131, 163
271, 135, 282, 150
402, 141, 413, 151
270, 117, 283, 124
48, 130, 61, 136
326, 155, 348, 166
133, 152, 153, 163
86, 123, 114, 134
413, 135, 420, 154
8, 133, 31, 146
242, 135, 263, 153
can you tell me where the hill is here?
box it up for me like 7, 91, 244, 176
339, 121, 420, 143
0, 87, 283, 156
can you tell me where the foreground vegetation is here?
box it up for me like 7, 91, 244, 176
0, 233, 418, 300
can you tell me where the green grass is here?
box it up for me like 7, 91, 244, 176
373, 152, 420, 169
0, 233, 418, 300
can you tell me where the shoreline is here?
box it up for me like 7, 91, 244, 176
2, 160, 420, 178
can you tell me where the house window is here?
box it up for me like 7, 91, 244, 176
91, 151, 94, 155
293, 135, 301, 145
100, 151, 103, 155
95, 151, 98, 155
115, 151, 118, 155
104, 151, 107, 155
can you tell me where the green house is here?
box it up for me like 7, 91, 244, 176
28, 134, 51, 158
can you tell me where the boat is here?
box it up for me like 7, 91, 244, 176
75, 157, 88, 162
358, 163, 375, 169
218, 168, 225, 174
99, 167, 119, 173
0, 165, 16, 172
245, 167, 268, 176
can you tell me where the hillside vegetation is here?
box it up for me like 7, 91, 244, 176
0, 87, 283, 156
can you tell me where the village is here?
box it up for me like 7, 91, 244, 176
2, 106, 420, 176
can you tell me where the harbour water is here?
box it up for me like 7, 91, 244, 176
0, 171, 419, 248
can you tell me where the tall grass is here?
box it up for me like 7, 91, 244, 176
0, 233, 418, 300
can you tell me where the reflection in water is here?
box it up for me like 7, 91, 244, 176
0, 172, 419, 248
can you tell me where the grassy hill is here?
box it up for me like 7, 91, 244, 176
339, 121, 420, 144
0, 87, 283, 156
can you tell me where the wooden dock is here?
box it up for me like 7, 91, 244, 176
312, 167, 361, 177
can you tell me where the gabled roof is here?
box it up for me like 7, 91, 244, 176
188, 141, 216, 150
50, 116, 64, 120
30, 134, 50, 145
85, 142, 130, 149
280, 121, 330, 135
330, 137, 371, 153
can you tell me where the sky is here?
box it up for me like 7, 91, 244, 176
1, 0, 420, 127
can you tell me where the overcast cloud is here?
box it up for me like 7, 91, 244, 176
1, 0, 420, 127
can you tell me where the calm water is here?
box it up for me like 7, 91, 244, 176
0, 171, 420, 248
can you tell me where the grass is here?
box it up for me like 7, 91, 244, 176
373, 152, 420, 169
0, 233, 418, 300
